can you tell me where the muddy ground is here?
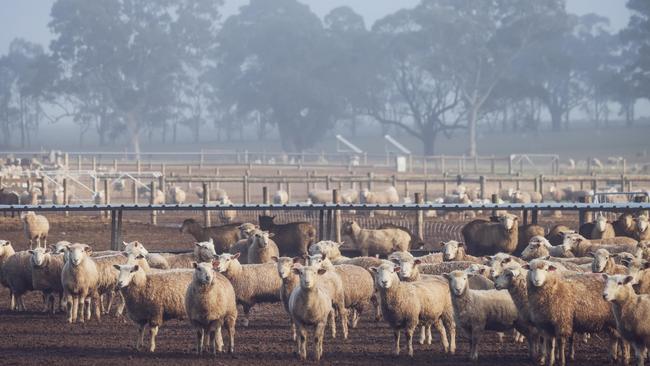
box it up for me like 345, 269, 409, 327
0, 212, 613, 365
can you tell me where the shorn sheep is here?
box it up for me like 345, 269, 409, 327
114, 264, 194, 352
461, 214, 519, 256
21, 211, 49, 249
370, 263, 454, 357
185, 262, 238, 355
603, 274, 650, 366
213, 253, 282, 327
342, 221, 411, 257
562, 233, 638, 257
590, 249, 627, 275
289, 264, 333, 361
273, 190, 289, 204
61, 243, 100, 323
444, 270, 523, 361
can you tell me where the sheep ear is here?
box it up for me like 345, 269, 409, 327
317, 268, 327, 275
271, 256, 279, 263
623, 276, 635, 285
131, 265, 140, 272
458, 242, 465, 248
369, 267, 378, 273
442, 273, 451, 280
136, 254, 145, 259
548, 265, 557, 272
414, 259, 422, 266
644, 261, 650, 270
232, 252, 240, 260
192, 262, 198, 269
390, 258, 400, 264
267, 233, 275, 238
601, 274, 608, 281
122, 241, 128, 247
112, 264, 122, 271
502, 257, 511, 263
522, 264, 530, 270
28, 250, 34, 254
292, 267, 301, 275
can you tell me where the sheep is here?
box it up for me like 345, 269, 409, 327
93, 253, 146, 316
395, 257, 494, 290
516, 224, 546, 256
162, 240, 218, 268
360, 186, 399, 205
339, 189, 359, 204
636, 215, 650, 242
308, 241, 350, 264
563, 233, 638, 257
274, 256, 300, 341
377, 223, 425, 250
29, 247, 65, 314
247, 229, 279, 264
485, 253, 527, 278
546, 224, 575, 246
167, 186, 186, 205
370, 263, 455, 356
337, 256, 388, 270
258, 215, 316, 257
442, 240, 482, 263
521, 236, 574, 261
21, 211, 49, 249
461, 214, 519, 256
512, 190, 542, 204
0, 240, 17, 306
195, 187, 228, 202
61, 243, 100, 323
213, 253, 282, 327
273, 190, 289, 204
19, 188, 39, 205
151, 189, 165, 205
185, 262, 238, 355
180, 219, 242, 253
342, 220, 410, 257
308, 189, 334, 204
494, 267, 540, 361
444, 270, 523, 361
0, 188, 19, 209
121, 241, 170, 270
525, 259, 618, 366
602, 274, 650, 366
217, 196, 237, 223
227, 223, 261, 263
306, 253, 374, 329
590, 249, 627, 275
592, 214, 616, 239
1, 250, 33, 311
288, 264, 334, 361
615, 213, 637, 238
114, 264, 194, 352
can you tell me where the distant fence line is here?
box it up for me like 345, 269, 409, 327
2, 202, 649, 253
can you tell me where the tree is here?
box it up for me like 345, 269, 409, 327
214, 0, 346, 152
620, 0, 650, 113
49, 0, 222, 155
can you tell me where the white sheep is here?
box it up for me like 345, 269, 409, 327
114, 264, 194, 352
29, 247, 65, 314
247, 229, 279, 264
342, 221, 411, 257
21, 211, 49, 249
185, 262, 238, 355
61, 243, 100, 323
308, 241, 350, 264
273, 190, 289, 204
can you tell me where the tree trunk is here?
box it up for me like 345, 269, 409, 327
125, 111, 141, 159
467, 104, 478, 157
549, 105, 563, 132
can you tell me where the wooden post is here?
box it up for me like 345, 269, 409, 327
243, 176, 249, 205
92, 156, 97, 171
391, 175, 397, 188
286, 182, 291, 202
415, 193, 424, 241
326, 207, 333, 241
132, 180, 138, 204
276, 170, 282, 191
161, 163, 166, 176
532, 209, 539, 225
440, 156, 446, 174
443, 172, 448, 196
333, 190, 341, 243
522, 209, 528, 226
77, 155, 82, 171
110, 210, 117, 250
367, 172, 374, 190
262, 186, 269, 216
136, 160, 141, 174
318, 209, 325, 241
104, 179, 110, 218
203, 182, 210, 227
508, 156, 513, 175
40, 178, 47, 204
113, 159, 118, 171
479, 176, 486, 200
424, 181, 429, 202
150, 181, 157, 225
325, 175, 331, 190
516, 173, 521, 190
63, 178, 69, 217
533, 176, 539, 194
404, 181, 410, 199
491, 193, 498, 217
490, 156, 495, 174
539, 175, 544, 195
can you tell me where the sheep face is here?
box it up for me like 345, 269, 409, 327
622, 214, 634, 230
561, 233, 583, 251
595, 216, 608, 233
29, 247, 48, 267
114, 264, 140, 288
445, 271, 469, 296
498, 215, 517, 231
305, 254, 324, 268
0, 240, 12, 255
195, 239, 217, 259
251, 230, 273, 248
602, 274, 634, 303
180, 219, 197, 234
192, 262, 215, 285
590, 249, 611, 273
370, 263, 399, 289
341, 221, 355, 235
213, 253, 240, 273
623, 257, 650, 283
123, 241, 149, 257
390, 257, 421, 280
494, 268, 522, 290
443, 241, 461, 261
68, 244, 92, 267
238, 223, 257, 239
526, 260, 557, 287
52, 241, 71, 254
637, 216, 649, 233
292, 265, 326, 290
273, 257, 294, 279
488, 253, 517, 278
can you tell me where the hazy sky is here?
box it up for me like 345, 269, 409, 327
0, 0, 633, 54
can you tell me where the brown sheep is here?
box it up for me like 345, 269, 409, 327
0, 188, 20, 217
461, 214, 519, 256
21, 212, 49, 249
546, 224, 575, 246
179, 219, 242, 253
563, 233, 638, 257
636, 215, 650, 242
378, 223, 424, 250
342, 221, 411, 257
614, 213, 637, 238
591, 215, 615, 240
258, 215, 316, 258
515, 224, 545, 256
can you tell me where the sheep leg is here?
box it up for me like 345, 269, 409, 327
406, 327, 415, 357
196, 329, 204, 355
242, 304, 251, 327
9, 291, 15, 311
372, 293, 382, 321
71, 296, 79, 323
116, 292, 126, 316
470, 329, 481, 361
215, 324, 224, 353
419, 326, 426, 345
632, 343, 644, 366
136, 324, 146, 351
48, 293, 55, 314
315, 321, 326, 361
149, 325, 159, 352
443, 313, 456, 355
434, 320, 449, 352
338, 306, 349, 340
328, 310, 336, 339
558, 336, 567, 366
18, 295, 26, 311
290, 320, 297, 341
226, 315, 236, 354
393, 329, 401, 356
427, 325, 433, 345
350, 308, 359, 328
298, 326, 307, 361
105, 291, 114, 315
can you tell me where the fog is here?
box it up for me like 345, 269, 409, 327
0, 0, 647, 157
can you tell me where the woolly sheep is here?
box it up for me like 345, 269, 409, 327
592, 215, 616, 240
546, 224, 575, 246
167, 186, 186, 205
29, 247, 65, 314
180, 219, 242, 253
162, 239, 218, 268
442, 240, 482, 263
61, 243, 100, 323
21, 211, 49, 249
590, 249, 627, 275
122, 241, 170, 270
521, 236, 574, 261
273, 190, 289, 204
461, 214, 519, 256
615, 213, 637, 238
289, 264, 334, 361
636, 215, 650, 242
370, 263, 455, 356
562, 233, 638, 257
0, 240, 17, 307
115, 264, 193, 352
444, 270, 522, 361
308, 241, 350, 264
247, 230, 279, 264
213, 253, 282, 327
185, 262, 238, 355
360, 186, 399, 217
516, 224, 546, 256
274, 256, 300, 340
602, 274, 650, 366
1, 250, 32, 311
342, 221, 410, 257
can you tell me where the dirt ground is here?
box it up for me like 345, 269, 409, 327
0, 212, 614, 366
